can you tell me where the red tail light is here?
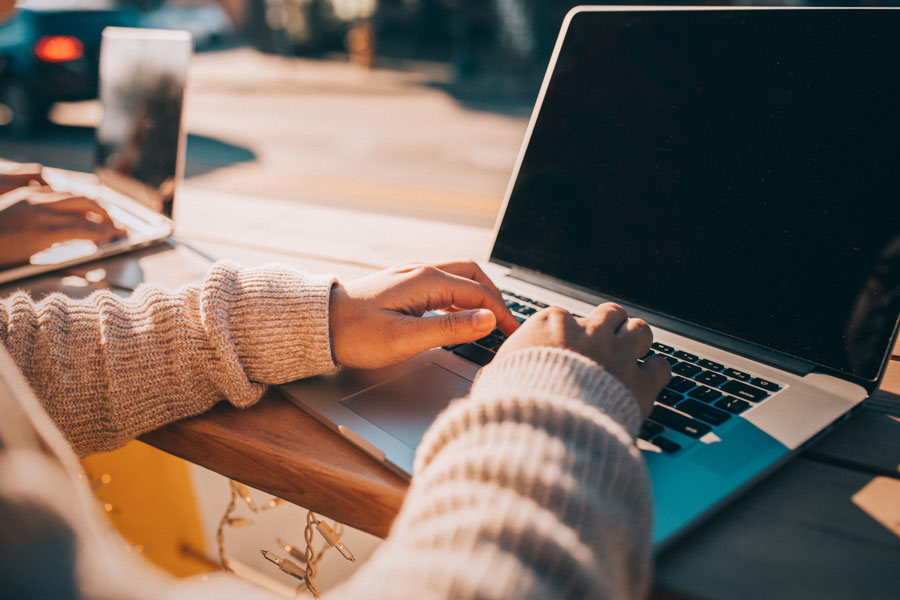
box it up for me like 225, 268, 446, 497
34, 35, 84, 63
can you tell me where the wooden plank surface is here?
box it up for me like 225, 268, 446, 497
141, 391, 408, 538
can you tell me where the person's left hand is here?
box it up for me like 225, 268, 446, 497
329, 261, 520, 369
0, 192, 127, 268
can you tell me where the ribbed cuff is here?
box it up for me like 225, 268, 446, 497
206, 262, 338, 386
473, 347, 645, 437
413, 347, 646, 476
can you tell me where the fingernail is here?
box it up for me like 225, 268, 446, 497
471, 309, 495, 330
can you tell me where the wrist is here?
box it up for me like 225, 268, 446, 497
328, 283, 347, 364
328, 283, 351, 366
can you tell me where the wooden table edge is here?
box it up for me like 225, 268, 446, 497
142, 390, 408, 538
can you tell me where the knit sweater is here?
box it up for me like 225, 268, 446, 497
0, 262, 652, 599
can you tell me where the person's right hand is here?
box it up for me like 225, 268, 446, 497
0, 193, 127, 268
495, 303, 671, 417
329, 261, 520, 370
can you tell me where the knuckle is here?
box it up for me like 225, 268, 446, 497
632, 317, 649, 330
631, 318, 652, 337
546, 307, 573, 329
392, 262, 422, 275
544, 306, 570, 319
649, 356, 672, 379
439, 313, 461, 336
412, 264, 438, 279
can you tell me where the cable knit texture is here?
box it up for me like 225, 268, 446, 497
0, 263, 652, 599
0, 261, 337, 455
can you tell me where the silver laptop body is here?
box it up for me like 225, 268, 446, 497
282, 6, 900, 548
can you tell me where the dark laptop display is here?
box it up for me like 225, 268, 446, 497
492, 9, 900, 383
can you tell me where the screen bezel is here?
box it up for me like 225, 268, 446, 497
487, 5, 900, 391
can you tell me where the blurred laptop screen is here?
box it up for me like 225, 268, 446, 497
95, 27, 191, 218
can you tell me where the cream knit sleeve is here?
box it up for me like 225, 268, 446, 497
330, 347, 653, 600
0, 261, 337, 456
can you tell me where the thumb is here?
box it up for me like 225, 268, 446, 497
403, 309, 497, 352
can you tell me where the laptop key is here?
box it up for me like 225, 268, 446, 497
715, 396, 751, 414
688, 385, 723, 403
723, 368, 751, 381
475, 332, 505, 350
651, 342, 675, 354
666, 375, 695, 393
672, 362, 702, 377
673, 350, 699, 363
657, 389, 683, 407
697, 359, 724, 372
639, 421, 664, 440
750, 377, 781, 392
649, 405, 711, 438
503, 291, 528, 302
452, 343, 495, 366
720, 380, 768, 402
652, 436, 682, 453
678, 398, 731, 426
662, 355, 679, 366
694, 370, 727, 387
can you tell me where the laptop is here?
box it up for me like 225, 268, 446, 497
281, 6, 900, 548
0, 27, 191, 284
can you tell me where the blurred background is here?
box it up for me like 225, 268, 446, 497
2, 0, 897, 595
2, 0, 896, 226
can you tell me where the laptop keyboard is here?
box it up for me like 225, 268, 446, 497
445, 291, 784, 455
442, 290, 544, 365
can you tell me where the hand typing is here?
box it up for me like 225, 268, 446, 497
0, 190, 127, 269
495, 303, 670, 416
329, 261, 520, 369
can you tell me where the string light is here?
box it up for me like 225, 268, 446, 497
216, 480, 356, 596
216, 483, 239, 573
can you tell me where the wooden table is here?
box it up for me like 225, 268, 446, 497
7, 186, 900, 598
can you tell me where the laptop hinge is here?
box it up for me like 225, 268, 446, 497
507, 266, 817, 377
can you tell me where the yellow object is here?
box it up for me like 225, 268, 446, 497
82, 440, 217, 577
852, 476, 900, 539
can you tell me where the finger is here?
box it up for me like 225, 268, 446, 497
587, 302, 629, 332
398, 309, 496, 354
616, 317, 653, 358
44, 197, 116, 224
28, 227, 112, 248
434, 260, 520, 335
418, 267, 520, 336
635, 355, 672, 415
41, 216, 124, 243
436, 260, 504, 298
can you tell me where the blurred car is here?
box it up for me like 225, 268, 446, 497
0, 3, 137, 135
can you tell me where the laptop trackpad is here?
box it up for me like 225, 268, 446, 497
340, 363, 474, 451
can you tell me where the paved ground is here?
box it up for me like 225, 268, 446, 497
0, 46, 532, 228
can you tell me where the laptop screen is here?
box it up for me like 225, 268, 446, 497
491, 8, 900, 382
